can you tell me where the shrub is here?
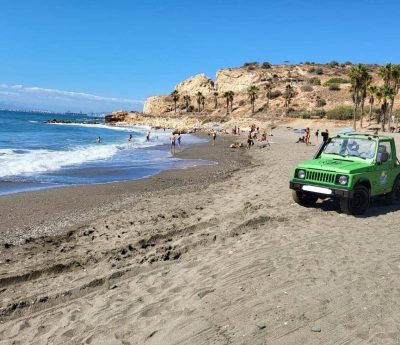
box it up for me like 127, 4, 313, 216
239, 100, 246, 106
315, 97, 327, 107
243, 62, 258, 67
327, 60, 339, 68
315, 109, 326, 118
301, 84, 313, 92
324, 77, 349, 85
261, 61, 272, 69
187, 105, 195, 112
326, 106, 354, 120
344, 61, 353, 66
307, 77, 321, 85
268, 90, 282, 99
308, 67, 323, 75
328, 83, 340, 91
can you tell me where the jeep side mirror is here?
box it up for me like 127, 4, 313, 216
377, 152, 389, 164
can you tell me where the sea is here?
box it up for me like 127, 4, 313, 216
0, 110, 211, 196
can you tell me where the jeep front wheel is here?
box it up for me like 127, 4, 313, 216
292, 191, 318, 206
340, 185, 370, 215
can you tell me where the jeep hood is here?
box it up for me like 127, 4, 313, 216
297, 158, 372, 174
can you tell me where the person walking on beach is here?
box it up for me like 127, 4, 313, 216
315, 129, 319, 144
170, 133, 177, 154
213, 131, 217, 146
146, 131, 151, 142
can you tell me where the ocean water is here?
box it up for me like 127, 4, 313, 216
0, 111, 211, 195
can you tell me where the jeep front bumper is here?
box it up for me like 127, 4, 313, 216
289, 181, 353, 198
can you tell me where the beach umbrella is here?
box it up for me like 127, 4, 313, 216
338, 127, 356, 135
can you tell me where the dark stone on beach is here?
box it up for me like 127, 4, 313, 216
256, 324, 266, 330
311, 326, 321, 332
4, 243, 12, 249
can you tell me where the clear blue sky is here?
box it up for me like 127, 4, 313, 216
0, 0, 399, 112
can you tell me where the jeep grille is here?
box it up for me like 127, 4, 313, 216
305, 170, 336, 184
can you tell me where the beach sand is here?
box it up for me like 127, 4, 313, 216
1, 128, 400, 344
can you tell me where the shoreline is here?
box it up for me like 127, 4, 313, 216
0, 133, 251, 244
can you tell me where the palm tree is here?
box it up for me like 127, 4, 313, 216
201, 95, 206, 110
374, 87, 383, 124
247, 85, 259, 113
359, 74, 372, 128
183, 95, 191, 112
283, 84, 295, 115
378, 64, 400, 130
223, 91, 234, 114
228, 91, 234, 113
264, 82, 272, 112
377, 84, 395, 131
348, 64, 370, 130
196, 91, 203, 112
170, 90, 179, 114
213, 92, 219, 109
367, 85, 377, 124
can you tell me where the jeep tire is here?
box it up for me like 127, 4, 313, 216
292, 191, 318, 206
340, 185, 370, 215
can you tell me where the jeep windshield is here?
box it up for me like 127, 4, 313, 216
321, 137, 376, 160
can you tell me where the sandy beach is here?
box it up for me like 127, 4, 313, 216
2, 127, 400, 345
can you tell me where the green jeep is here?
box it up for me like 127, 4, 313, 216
289, 133, 400, 215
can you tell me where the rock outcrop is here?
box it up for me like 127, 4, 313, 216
175, 73, 215, 96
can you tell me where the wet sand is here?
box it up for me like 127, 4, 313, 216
0, 134, 250, 244
2, 128, 400, 345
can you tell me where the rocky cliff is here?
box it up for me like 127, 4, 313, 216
142, 63, 395, 118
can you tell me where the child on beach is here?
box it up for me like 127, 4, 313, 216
170, 133, 176, 154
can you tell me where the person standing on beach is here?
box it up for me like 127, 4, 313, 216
146, 131, 151, 142
247, 131, 253, 149
315, 129, 319, 144
212, 131, 217, 146
177, 133, 181, 146
321, 129, 329, 143
305, 128, 310, 145
128, 134, 132, 142
170, 133, 176, 154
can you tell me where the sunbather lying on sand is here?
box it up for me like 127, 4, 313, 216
230, 142, 244, 148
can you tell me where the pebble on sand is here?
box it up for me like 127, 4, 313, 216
311, 326, 321, 332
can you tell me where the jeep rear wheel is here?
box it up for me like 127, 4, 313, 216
292, 191, 318, 206
386, 177, 400, 204
340, 185, 370, 215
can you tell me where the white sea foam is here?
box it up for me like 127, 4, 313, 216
48, 122, 150, 132
0, 145, 120, 178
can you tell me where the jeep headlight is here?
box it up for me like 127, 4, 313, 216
337, 175, 348, 185
297, 169, 306, 179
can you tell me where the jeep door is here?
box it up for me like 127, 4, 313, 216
373, 140, 396, 195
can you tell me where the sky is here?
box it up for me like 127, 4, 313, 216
1, 0, 400, 113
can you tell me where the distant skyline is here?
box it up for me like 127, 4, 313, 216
1, 0, 400, 112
